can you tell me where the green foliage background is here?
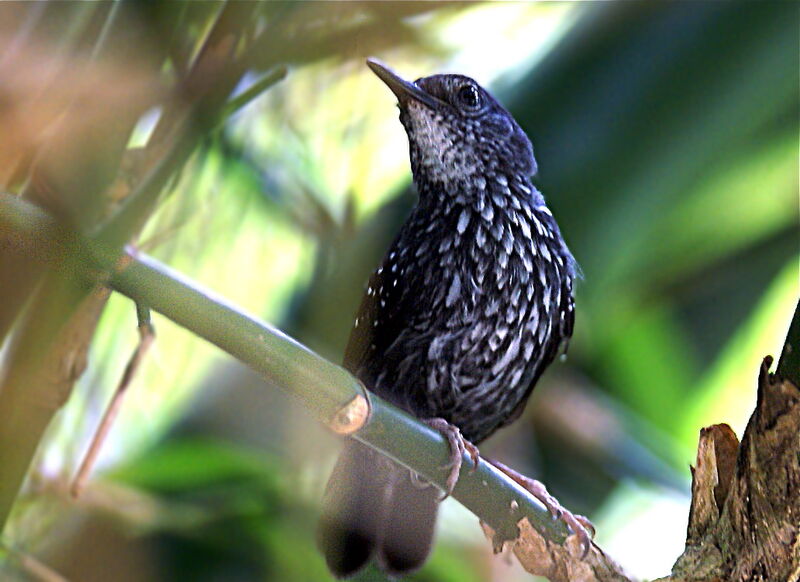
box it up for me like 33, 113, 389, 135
0, 2, 797, 581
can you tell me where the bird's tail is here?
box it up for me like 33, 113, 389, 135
318, 439, 439, 578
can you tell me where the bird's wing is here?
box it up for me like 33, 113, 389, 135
342, 241, 443, 419
342, 269, 382, 375
342, 250, 414, 379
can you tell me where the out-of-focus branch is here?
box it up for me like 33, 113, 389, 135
0, 539, 69, 582
0, 2, 280, 535
0, 1, 167, 532
92, 2, 262, 251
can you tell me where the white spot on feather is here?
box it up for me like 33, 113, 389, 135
446, 273, 461, 307
492, 335, 521, 374
519, 220, 531, 239
476, 227, 486, 248
457, 208, 470, 234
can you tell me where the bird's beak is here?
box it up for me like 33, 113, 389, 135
366, 58, 442, 110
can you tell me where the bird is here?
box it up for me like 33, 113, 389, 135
318, 58, 581, 579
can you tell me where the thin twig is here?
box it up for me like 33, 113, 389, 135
70, 309, 155, 498
0, 540, 71, 582
224, 66, 288, 117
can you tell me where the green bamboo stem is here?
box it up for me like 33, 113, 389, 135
110, 252, 568, 543
0, 192, 569, 546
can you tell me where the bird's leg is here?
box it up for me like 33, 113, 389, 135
71, 303, 155, 498
422, 418, 481, 499
488, 459, 595, 557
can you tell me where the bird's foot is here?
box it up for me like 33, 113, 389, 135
489, 459, 595, 557
423, 418, 481, 499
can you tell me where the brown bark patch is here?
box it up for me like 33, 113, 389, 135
672, 357, 800, 581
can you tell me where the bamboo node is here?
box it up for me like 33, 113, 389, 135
329, 393, 370, 435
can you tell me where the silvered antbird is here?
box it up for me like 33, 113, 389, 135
318, 59, 579, 578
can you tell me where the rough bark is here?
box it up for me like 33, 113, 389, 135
480, 353, 800, 582
482, 518, 633, 582
666, 356, 800, 581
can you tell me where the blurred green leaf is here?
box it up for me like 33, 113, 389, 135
110, 438, 282, 494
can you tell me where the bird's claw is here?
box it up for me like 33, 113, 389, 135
490, 460, 594, 558
525, 479, 593, 558
423, 418, 481, 500
559, 509, 594, 559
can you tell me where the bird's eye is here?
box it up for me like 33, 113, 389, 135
456, 84, 482, 110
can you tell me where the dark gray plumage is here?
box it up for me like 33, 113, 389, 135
319, 60, 577, 578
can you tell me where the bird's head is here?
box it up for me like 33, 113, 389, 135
367, 59, 537, 190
